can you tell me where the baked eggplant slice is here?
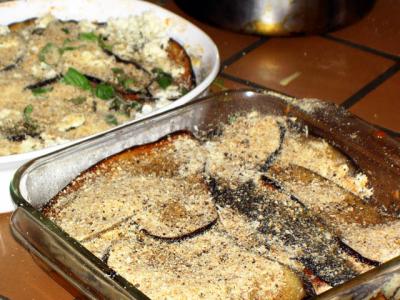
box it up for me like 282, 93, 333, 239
208, 176, 362, 287
0, 33, 26, 71
275, 130, 373, 199
8, 18, 36, 32
205, 113, 285, 184
107, 224, 307, 300
265, 163, 400, 264
43, 133, 217, 240
166, 38, 196, 90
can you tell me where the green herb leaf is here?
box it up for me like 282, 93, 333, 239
63, 38, 73, 45
39, 43, 59, 65
153, 68, 173, 89
62, 67, 92, 91
59, 46, 80, 54
31, 86, 53, 96
61, 27, 70, 34
23, 104, 33, 120
111, 67, 124, 74
95, 83, 115, 100
129, 101, 142, 111
104, 114, 118, 125
180, 87, 189, 95
121, 78, 135, 90
68, 96, 86, 105
78, 32, 99, 42
98, 36, 113, 51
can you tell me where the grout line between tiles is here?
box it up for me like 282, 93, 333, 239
219, 72, 270, 89
322, 34, 400, 62
220, 37, 269, 68
340, 62, 400, 109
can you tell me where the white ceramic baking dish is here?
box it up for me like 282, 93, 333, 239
0, 0, 220, 212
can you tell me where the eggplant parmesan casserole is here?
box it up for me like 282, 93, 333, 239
0, 14, 195, 156
43, 111, 400, 299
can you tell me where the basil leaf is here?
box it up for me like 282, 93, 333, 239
78, 32, 99, 42
104, 114, 118, 125
68, 96, 86, 105
95, 83, 115, 100
153, 68, 173, 89
31, 86, 53, 96
23, 104, 33, 120
62, 68, 92, 91
61, 27, 70, 34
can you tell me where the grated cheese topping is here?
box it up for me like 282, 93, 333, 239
43, 111, 398, 299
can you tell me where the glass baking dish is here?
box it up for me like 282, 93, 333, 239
10, 90, 400, 299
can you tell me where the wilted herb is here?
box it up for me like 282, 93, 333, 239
59, 45, 81, 54
31, 86, 53, 96
111, 68, 124, 74
23, 104, 33, 120
98, 35, 113, 51
22, 104, 39, 133
104, 114, 118, 125
68, 96, 86, 105
39, 43, 59, 65
152, 68, 173, 89
180, 87, 189, 95
109, 96, 142, 116
112, 68, 135, 91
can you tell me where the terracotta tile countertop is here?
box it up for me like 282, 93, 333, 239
1, 0, 399, 299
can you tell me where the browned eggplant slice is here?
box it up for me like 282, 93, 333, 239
43, 132, 217, 240
266, 163, 392, 228
0, 33, 26, 71
166, 38, 196, 90
207, 176, 361, 287
81, 218, 131, 260
8, 18, 36, 32
205, 113, 284, 184
275, 129, 373, 199
24, 76, 61, 90
265, 163, 398, 264
107, 223, 307, 300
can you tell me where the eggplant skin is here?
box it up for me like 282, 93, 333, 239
8, 18, 36, 32
166, 38, 196, 89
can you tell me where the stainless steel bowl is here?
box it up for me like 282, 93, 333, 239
176, 0, 376, 35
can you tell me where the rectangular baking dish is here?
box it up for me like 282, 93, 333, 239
10, 89, 400, 299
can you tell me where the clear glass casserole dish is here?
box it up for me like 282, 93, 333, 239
10, 90, 400, 299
